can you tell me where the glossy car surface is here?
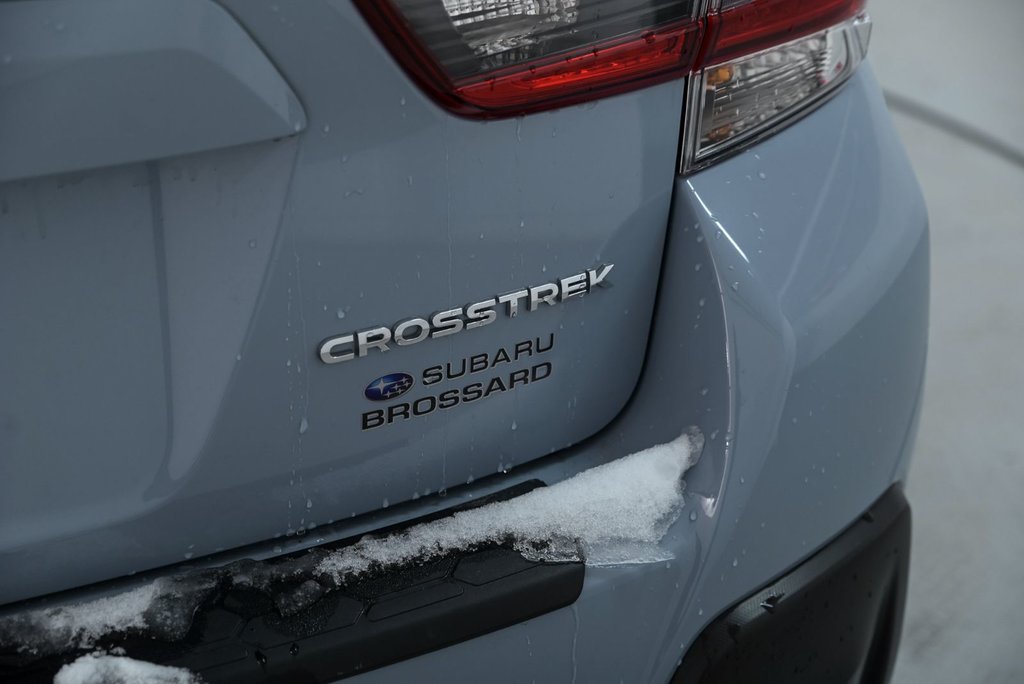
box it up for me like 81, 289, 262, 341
0, 1, 927, 681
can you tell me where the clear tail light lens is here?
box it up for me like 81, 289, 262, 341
359, 0, 872, 168
684, 0, 871, 169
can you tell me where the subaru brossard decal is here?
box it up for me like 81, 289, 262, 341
364, 373, 415, 401
317, 264, 613, 364
361, 334, 554, 430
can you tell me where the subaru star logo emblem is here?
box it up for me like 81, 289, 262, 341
364, 372, 415, 401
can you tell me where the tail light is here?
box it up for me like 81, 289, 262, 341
358, 0, 707, 115
685, 0, 871, 170
359, 0, 872, 168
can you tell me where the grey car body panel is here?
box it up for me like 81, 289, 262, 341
0, 0, 307, 183
341, 64, 928, 682
0, 0, 929, 678
0, 0, 683, 603
0, 62, 927, 682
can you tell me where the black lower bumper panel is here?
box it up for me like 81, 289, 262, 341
674, 484, 911, 684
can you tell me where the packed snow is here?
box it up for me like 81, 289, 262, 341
317, 430, 703, 581
54, 653, 200, 684
0, 574, 221, 656
0, 581, 165, 654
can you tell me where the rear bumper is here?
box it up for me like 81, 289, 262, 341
675, 485, 911, 683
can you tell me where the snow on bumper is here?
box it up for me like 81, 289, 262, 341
0, 430, 703, 658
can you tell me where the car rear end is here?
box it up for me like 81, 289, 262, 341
0, 0, 926, 681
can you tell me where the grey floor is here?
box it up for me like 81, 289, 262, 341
869, 1, 1024, 682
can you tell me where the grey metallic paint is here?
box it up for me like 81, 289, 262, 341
0, 1, 927, 680
345, 65, 928, 682
0, 0, 683, 603
0, 0, 307, 183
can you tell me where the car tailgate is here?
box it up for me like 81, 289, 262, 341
0, 0, 684, 603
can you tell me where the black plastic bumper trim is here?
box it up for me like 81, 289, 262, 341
674, 484, 911, 684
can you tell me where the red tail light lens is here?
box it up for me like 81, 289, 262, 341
358, 0, 704, 116
700, 0, 867, 66
456, 19, 703, 112
361, 0, 871, 165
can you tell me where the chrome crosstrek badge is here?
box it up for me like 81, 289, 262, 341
318, 264, 613, 364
